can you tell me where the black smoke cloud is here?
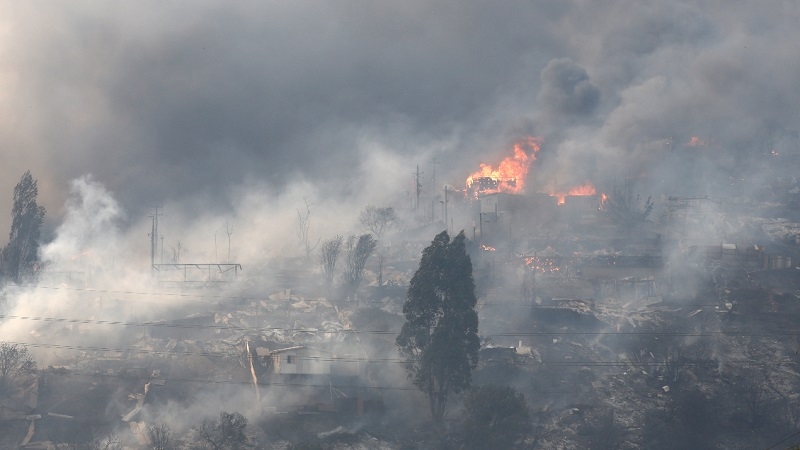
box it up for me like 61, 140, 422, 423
0, 1, 798, 234
538, 58, 600, 119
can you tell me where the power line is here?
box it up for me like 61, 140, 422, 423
5, 340, 798, 369
764, 429, 800, 450
39, 369, 577, 395
14, 283, 759, 310
3, 313, 800, 338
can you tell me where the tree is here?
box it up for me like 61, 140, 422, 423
0, 342, 36, 398
3, 171, 46, 284
52, 428, 121, 450
225, 220, 234, 262
735, 368, 771, 427
197, 411, 249, 450
396, 230, 480, 423
602, 179, 653, 231
318, 235, 343, 295
170, 240, 183, 263
148, 423, 176, 450
343, 234, 377, 298
297, 198, 320, 262
359, 205, 397, 240
461, 385, 531, 449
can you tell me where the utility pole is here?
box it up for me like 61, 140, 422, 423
431, 157, 438, 215
148, 207, 162, 275
443, 185, 449, 233
226, 220, 234, 262
414, 165, 424, 212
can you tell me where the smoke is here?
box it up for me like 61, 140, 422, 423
0, 1, 797, 235
40, 175, 125, 270
538, 58, 600, 121
0, 2, 799, 444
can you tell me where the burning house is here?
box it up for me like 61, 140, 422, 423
465, 137, 539, 197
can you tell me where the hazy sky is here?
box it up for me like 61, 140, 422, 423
0, 1, 798, 237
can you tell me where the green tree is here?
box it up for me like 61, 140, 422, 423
461, 385, 531, 450
3, 171, 46, 284
396, 230, 480, 423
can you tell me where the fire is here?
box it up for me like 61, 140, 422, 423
466, 137, 540, 195
686, 136, 706, 147
550, 183, 597, 205
569, 184, 596, 196
480, 244, 496, 252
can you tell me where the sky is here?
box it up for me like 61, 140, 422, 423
0, 0, 798, 242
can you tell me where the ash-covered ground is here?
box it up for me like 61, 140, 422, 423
3, 173, 800, 449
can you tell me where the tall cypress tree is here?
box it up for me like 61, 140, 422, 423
397, 230, 480, 423
3, 171, 46, 284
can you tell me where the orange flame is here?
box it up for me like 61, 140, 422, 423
550, 183, 597, 205
568, 184, 596, 196
686, 136, 706, 147
466, 138, 540, 195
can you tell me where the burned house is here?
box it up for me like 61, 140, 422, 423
479, 346, 518, 365
246, 342, 380, 416
257, 346, 331, 379
251, 345, 364, 383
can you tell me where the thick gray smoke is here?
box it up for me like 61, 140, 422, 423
538, 58, 600, 120
0, 3, 798, 445
0, 1, 797, 237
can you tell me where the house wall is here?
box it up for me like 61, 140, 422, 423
272, 349, 331, 375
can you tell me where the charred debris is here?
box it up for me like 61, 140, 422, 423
2, 179, 800, 449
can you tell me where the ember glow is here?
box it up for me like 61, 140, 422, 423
480, 244, 496, 252
466, 138, 540, 195
524, 256, 562, 274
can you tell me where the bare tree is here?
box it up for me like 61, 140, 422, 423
602, 179, 653, 231
225, 220, 234, 262
318, 235, 343, 295
590, 408, 623, 450
736, 368, 770, 427
52, 429, 122, 450
171, 240, 183, 263
197, 411, 249, 450
148, 423, 176, 450
0, 342, 35, 398
359, 205, 398, 240
343, 234, 377, 299
297, 198, 320, 262
375, 249, 387, 287
661, 335, 686, 386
